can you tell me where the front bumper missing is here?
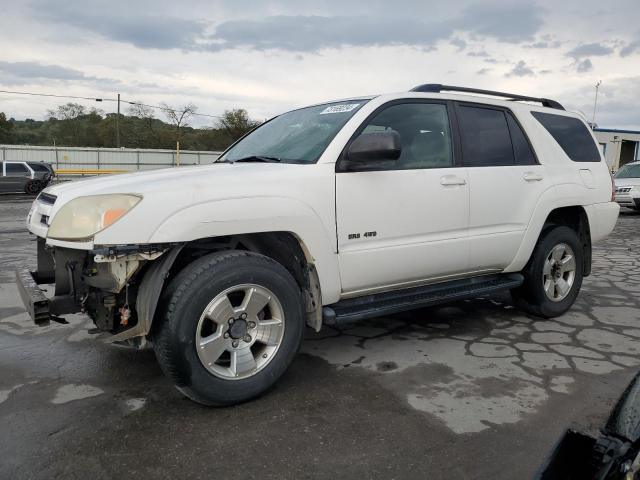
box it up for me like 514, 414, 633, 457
15, 268, 51, 325
15, 267, 81, 326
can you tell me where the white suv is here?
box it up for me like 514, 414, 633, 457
17, 84, 619, 405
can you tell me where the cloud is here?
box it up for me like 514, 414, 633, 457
528, 41, 550, 48
621, 38, 640, 57
27, 1, 545, 53
576, 58, 593, 72
0, 60, 123, 89
0, 61, 85, 80
467, 50, 489, 57
454, 3, 544, 43
526, 35, 562, 49
206, 15, 452, 52
33, 2, 205, 50
506, 61, 535, 77
567, 42, 613, 59
567, 76, 640, 129
476, 68, 492, 75
205, 4, 545, 53
450, 37, 467, 51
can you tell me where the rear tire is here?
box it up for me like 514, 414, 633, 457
24, 180, 41, 195
153, 250, 305, 406
513, 226, 584, 318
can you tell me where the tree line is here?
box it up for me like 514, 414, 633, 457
0, 102, 263, 151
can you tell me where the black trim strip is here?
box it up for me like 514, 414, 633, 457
410, 83, 565, 110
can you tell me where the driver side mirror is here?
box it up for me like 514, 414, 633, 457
346, 130, 402, 163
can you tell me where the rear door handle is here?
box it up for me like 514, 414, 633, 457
523, 172, 543, 182
440, 175, 467, 186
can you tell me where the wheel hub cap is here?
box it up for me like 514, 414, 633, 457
542, 243, 577, 302
228, 319, 248, 339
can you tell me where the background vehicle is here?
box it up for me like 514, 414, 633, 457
0, 161, 54, 194
614, 161, 640, 210
16, 84, 619, 405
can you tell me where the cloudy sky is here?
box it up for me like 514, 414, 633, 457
1, 0, 639, 129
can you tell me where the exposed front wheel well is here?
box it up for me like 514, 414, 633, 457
165, 232, 322, 331
541, 206, 592, 276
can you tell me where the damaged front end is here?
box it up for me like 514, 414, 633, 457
16, 238, 181, 346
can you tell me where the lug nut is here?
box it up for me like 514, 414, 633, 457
224, 332, 229, 339
248, 321, 256, 329
232, 340, 239, 348
228, 318, 234, 324
244, 335, 252, 343
240, 313, 247, 320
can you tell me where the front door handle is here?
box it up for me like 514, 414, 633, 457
440, 175, 467, 186
523, 172, 543, 182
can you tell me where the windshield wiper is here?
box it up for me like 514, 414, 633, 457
233, 155, 282, 163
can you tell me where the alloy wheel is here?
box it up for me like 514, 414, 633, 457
195, 284, 285, 380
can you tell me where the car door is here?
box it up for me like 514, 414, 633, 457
454, 102, 551, 271
336, 100, 470, 295
4, 162, 31, 192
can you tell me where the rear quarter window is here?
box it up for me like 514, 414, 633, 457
531, 111, 601, 162
28, 162, 52, 172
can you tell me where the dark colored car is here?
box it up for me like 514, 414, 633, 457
0, 161, 54, 194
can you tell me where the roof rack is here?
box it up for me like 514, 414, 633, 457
409, 83, 565, 110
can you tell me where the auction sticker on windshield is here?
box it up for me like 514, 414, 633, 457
320, 104, 360, 114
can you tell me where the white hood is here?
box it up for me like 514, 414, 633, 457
37, 161, 335, 249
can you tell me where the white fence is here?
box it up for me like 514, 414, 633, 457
0, 145, 223, 173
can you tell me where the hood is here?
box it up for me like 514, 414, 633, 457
45, 162, 310, 201
46, 164, 228, 197
38, 160, 334, 248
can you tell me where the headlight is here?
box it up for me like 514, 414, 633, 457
47, 194, 141, 241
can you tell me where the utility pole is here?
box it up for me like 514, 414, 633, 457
116, 93, 121, 148
591, 80, 602, 128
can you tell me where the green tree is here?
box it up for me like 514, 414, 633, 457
160, 102, 198, 145
215, 109, 261, 143
0, 112, 14, 143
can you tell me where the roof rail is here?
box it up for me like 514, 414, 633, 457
409, 83, 565, 110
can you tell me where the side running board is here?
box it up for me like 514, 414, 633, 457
323, 273, 524, 326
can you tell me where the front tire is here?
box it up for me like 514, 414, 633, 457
513, 226, 584, 318
153, 250, 305, 406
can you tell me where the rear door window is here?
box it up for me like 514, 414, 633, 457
531, 111, 600, 162
457, 105, 515, 167
28, 162, 51, 172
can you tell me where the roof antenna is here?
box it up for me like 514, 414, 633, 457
591, 80, 602, 129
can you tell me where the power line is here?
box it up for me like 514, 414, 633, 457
0, 89, 113, 102
0, 88, 223, 119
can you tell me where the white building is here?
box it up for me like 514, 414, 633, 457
593, 128, 640, 172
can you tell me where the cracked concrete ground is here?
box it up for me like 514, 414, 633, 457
1, 193, 640, 479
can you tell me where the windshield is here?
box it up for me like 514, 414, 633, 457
615, 164, 640, 179
220, 100, 369, 163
